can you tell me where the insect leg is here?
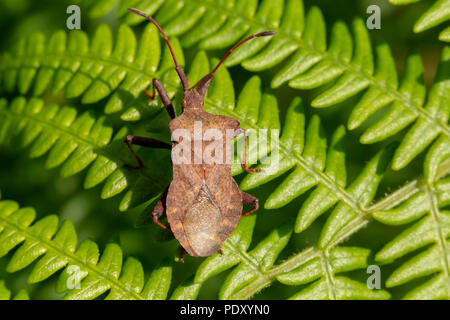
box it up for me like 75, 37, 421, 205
123, 135, 171, 169
179, 246, 185, 263
152, 187, 171, 231
144, 79, 176, 120
241, 191, 259, 218
235, 128, 262, 173
153, 189, 185, 263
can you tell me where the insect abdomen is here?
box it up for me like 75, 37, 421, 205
184, 185, 223, 257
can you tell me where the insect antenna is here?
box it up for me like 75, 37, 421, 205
212, 31, 277, 75
128, 8, 189, 90
194, 31, 277, 94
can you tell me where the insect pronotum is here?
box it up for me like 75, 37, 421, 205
125, 8, 276, 262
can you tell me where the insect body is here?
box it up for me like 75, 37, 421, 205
125, 8, 276, 261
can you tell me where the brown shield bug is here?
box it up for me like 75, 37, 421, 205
124, 8, 276, 262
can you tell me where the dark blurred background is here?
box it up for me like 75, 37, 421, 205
0, 0, 443, 299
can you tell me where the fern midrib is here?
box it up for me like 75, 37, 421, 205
0, 213, 144, 300
229, 246, 338, 300
425, 184, 450, 291
269, 247, 317, 275
224, 239, 321, 299
0, 105, 167, 194
218, 230, 320, 299
220, 238, 273, 299
198, 0, 450, 137
327, 158, 450, 249
323, 166, 389, 249
320, 250, 336, 300
366, 180, 420, 212
223, 240, 264, 275
229, 246, 318, 299
305, 45, 450, 137
2, 52, 164, 87
328, 162, 450, 250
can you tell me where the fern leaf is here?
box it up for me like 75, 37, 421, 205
73, 0, 118, 19
0, 23, 183, 121
169, 275, 202, 300
374, 47, 450, 171
289, 277, 389, 300
390, 0, 450, 42
192, 215, 389, 299
425, 136, 450, 184
373, 174, 450, 299
0, 280, 29, 300
0, 195, 173, 300
440, 26, 450, 41
0, 97, 171, 211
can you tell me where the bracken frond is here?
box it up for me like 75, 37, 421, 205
0, 97, 172, 211
390, 0, 450, 42
184, 215, 391, 300
0, 194, 173, 300
373, 172, 450, 299
0, 23, 183, 121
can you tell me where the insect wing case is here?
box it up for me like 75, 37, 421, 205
166, 109, 243, 257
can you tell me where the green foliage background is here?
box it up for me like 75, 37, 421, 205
0, 0, 448, 300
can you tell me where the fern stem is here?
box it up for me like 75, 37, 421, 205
223, 241, 264, 276
269, 247, 317, 276
230, 247, 318, 299
371, 158, 450, 213
367, 180, 420, 213
327, 158, 450, 249
230, 275, 273, 300
319, 249, 336, 300
325, 217, 369, 250
424, 183, 450, 292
